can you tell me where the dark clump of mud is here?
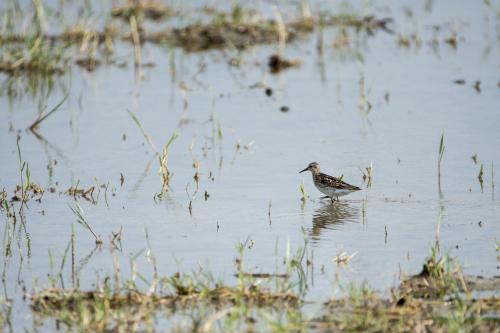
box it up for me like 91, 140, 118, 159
112, 0, 172, 21
268, 54, 301, 74
144, 14, 392, 52
316, 290, 499, 333
399, 258, 500, 299
153, 18, 313, 52
75, 58, 103, 72
312, 250, 500, 332
0, 60, 66, 76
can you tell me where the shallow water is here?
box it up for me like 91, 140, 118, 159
0, 0, 499, 330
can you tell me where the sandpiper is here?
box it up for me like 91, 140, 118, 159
299, 162, 360, 201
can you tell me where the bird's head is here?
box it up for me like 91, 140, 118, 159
299, 162, 320, 174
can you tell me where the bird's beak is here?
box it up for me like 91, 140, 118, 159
299, 167, 308, 174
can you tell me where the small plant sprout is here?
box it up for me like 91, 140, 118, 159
268, 200, 272, 224
478, 163, 484, 191
438, 133, 445, 181
360, 161, 373, 187
127, 110, 158, 153
366, 161, 373, 187
16, 138, 27, 205
28, 94, 68, 133
300, 180, 308, 203
158, 130, 179, 197
15, 138, 43, 205
68, 202, 103, 245
492, 161, 495, 200
217, 121, 223, 141
423, 242, 447, 279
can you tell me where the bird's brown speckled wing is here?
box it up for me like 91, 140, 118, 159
316, 173, 360, 191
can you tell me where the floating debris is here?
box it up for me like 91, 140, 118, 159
474, 80, 481, 93
333, 251, 358, 265
471, 153, 478, 164
444, 34, 458, 49
384, 91, 390, 103
11, 183, 44, 203
243, 141, 255, 150
66, 186, 95, 202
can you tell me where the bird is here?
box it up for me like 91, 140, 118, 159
299, 162, 360, 202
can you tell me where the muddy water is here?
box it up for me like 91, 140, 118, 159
0, 0, 499, 330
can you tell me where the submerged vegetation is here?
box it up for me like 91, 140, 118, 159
0, 1, 392, 86
27, 239, 500, 332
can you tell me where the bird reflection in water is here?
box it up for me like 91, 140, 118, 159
309, 200, 360, 243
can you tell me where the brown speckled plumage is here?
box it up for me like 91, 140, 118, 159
300, 162, 360, 200
313, 173, 360, 191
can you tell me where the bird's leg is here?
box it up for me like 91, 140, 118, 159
335, 195, 339, 201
